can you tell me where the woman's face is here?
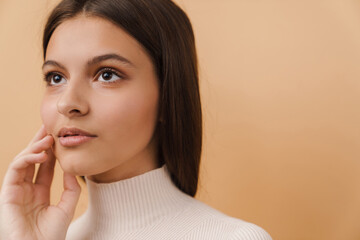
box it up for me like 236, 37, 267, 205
40, 15, 160, 183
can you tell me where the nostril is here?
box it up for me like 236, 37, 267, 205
70, 109, 81, 113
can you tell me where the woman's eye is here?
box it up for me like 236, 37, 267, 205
44, 73, 66, 86
97, 69, 122, 83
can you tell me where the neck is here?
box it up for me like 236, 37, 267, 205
87, 137, 159, 183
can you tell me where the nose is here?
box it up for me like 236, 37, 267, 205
57, 80, 89, 118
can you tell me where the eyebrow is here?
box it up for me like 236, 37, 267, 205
88, 54, 135, 67
42, 53, 135, 70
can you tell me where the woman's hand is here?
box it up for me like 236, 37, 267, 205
0, 125, 81, 240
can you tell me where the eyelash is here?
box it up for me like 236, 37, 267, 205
43, 67, 124, 86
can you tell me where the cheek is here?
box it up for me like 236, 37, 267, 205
107, 97, 156, 131
96, 88, 159, 147
40, 98, 58, 134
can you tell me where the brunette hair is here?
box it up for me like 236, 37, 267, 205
42, 0, 202, 197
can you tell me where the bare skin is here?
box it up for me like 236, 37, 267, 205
0, 125, 81, 240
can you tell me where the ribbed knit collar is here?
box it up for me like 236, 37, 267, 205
83, 164, 192, 232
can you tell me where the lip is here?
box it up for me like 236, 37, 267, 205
59, 135, 96, 147
58, 127, 97, 138
57, 127, 97, 147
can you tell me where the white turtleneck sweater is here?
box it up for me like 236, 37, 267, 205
66, 164, 272, 240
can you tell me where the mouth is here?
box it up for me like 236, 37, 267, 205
62, 134, 85, 137
59, 135, 97, 147
58, 127, 97, 138
57, 127, 97, 147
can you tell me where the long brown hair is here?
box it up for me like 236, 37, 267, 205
43, 0, 202, 197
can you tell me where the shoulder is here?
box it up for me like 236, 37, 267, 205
180, 198, 272, 240
226, 221, 272, 240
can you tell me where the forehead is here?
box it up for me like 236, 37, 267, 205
45, 15, 147, 66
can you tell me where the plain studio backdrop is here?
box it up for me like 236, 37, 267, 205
0, 0, 359, 239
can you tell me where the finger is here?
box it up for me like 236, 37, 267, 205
31, 135, 54, 154
56, 173, 81, 221
21, 135, 54, 156
27, 124, 48, 147
34, 147, 56, 188
11, 136, 53, 183
24, 163, 35, 183
2, 152, 48, 186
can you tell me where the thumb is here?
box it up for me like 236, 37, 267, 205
56, 172, 81, 222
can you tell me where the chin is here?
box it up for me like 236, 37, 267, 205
56, 151, 97, 176
58, 159, 87, 176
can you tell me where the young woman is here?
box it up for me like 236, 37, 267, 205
0, 0, 272, 239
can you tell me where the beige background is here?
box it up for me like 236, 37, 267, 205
1, 0, 360, 239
